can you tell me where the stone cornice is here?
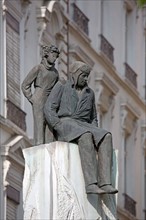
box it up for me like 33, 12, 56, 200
69, 20, 91, 45
121, 102, 141, 120
36, 6, 50, 24
141, 122, 146, 150
69, 44, 94, 68
1, 135, 31, 168
95, 72, 119, 95
124, 0, 136, 12
120, 102, 140, 135
95, 72, 119, 112
0, 115, 32, 146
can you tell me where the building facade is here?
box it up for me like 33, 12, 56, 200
0, 0, 146, 219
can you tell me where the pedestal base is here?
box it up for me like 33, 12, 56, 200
23, 141, 118, 219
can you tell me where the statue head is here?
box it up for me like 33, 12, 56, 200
69, 61, 91, 86
41, 45, 60, 65
42, 45, 60, 58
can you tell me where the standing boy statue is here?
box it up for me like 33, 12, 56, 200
22, 45, 60, 145
44, 61, 118, 195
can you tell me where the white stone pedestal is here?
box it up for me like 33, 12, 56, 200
23, 141, 118, 220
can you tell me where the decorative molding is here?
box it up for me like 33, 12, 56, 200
1, 135, 31, 192
36, 6, 50, 33
95, 72, 119, 113
120, 102, 140, 135
46, 0, 64, 14
141, 122, 146, 149
0, 115, 32, 144
1, 135, 31, 166
0, 146, 11, 186
2, 0, 7, 16
37, 2, 64, 45
124, 0, 136, 12
21, 0, 31, 15
69, 44, 94, 68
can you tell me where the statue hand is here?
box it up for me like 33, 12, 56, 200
54, 121, 64, 138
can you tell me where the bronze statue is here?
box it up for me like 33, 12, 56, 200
44, 61, 118, 195
22, 45, 60, 145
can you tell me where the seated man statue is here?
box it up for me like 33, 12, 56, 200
22, 45, 60, 145
44, 61, 118, 194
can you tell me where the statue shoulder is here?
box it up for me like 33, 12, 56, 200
38, 63, 45, 70
87, 86, 94, 94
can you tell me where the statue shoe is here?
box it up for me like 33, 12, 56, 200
86, 184, 106, 194
100, 184, 118, 194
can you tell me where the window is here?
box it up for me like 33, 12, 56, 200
6, 12, 20, 107
7, 199, 17, 220
6, 185, 20, 220
72, 3, 89, 35
121, 103, 139, 216
6, 11, 26, 130
124, 4, 138, 88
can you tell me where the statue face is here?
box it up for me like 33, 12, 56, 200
77, 72, 89, 88
47, 51, 58, 64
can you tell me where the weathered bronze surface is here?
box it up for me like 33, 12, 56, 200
22, 45, 60, 145
44, 61, 118, 194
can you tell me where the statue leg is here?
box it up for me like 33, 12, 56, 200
32, 104, 45, 145
78, 132, 97, 186
44, 123, 55, 143
97, 133, 118, 194
77, 132, 105, 194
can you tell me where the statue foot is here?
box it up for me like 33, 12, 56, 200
100, 184, 118, 194
86, 184, 106, 194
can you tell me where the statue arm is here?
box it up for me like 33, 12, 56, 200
21, 65, 39, 101
44, 81, 64, 128
91, 93, 98, 127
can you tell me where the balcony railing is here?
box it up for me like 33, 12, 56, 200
72, 3, 89, 35
124, 193, 136, 216
125, 63, 137, 88
7, 100, 26, 131
100, 34, 114, 63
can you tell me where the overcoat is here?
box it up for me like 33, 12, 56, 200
44, 78, 108, 146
